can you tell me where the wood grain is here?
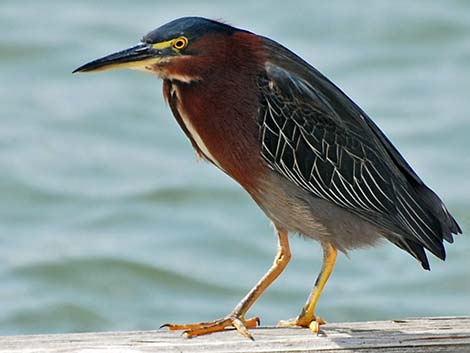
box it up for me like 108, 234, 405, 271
1, 316, 469, 353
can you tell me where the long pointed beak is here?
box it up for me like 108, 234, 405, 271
73, 43, 158, 73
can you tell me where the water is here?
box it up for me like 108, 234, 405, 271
0, 0, 469, 335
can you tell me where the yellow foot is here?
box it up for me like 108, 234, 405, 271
278, 315, 326, 333
161, 316, 260, 339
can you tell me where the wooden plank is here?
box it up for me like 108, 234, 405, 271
0, 316, 469, 353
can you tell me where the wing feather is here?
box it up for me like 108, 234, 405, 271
257, 57, 460, 268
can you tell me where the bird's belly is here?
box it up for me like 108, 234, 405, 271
255, 170, 383, 252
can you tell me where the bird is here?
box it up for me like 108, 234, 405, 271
74, 17, 462, 339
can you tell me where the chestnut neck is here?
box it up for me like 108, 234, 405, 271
165, 32, 267, 191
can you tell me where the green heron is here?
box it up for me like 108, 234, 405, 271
74, 17, 462, 339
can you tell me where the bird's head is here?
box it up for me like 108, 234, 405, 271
74, 17, 257, 83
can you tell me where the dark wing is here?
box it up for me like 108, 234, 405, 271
258, 47, 461, 269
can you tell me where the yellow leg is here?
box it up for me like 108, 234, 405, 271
162, 226, 291, 339
278, 242, 337, 333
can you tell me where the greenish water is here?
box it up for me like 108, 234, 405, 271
0, 0, 469, 335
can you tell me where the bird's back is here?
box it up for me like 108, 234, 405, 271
257, 37, 461, 269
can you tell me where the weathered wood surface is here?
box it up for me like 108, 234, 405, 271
1, 317, 469, 353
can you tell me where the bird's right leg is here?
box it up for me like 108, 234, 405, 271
278, 241, 337, 333
161, 226, 291, 339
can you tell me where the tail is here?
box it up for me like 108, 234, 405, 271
393, 181, 461, 270
363, 116, 462, 270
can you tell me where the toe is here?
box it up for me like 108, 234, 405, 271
163, 316, 260, 339
232, 318, 254, 340
183, 319, 231, 338
309, 320, 319, 333
278, 315, 326, 332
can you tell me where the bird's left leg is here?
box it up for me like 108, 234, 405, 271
278, 241, 337, 333
162, 226, 291, 339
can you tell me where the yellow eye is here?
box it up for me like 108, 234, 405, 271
173, 36, 188, 50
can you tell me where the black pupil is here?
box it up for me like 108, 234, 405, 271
175, 40, 184, 48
